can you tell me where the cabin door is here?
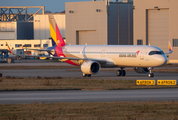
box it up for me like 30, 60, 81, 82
100, 49, 106, 57
140, 48, 147, 60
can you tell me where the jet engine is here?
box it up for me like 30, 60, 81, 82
134, 67, 149, 73
81, 61, 100, 74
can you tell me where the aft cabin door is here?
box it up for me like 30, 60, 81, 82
140, 48, 147, 60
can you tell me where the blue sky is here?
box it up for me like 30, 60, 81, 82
1, 0, 92, 13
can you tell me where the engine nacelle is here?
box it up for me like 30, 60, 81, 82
81, 61, 100, 74
134, 67, 149, 73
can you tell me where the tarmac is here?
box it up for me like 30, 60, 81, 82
1, 88, 178, 104
0, 62, 178, 80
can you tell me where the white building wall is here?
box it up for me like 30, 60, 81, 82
134, 0, 178, 61
147, 9, 169, 51
66, 1, 108, 45
0, 22, 17, 39
34, 14, 65, 40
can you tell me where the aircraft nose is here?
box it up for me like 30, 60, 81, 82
158, 55, 167, 66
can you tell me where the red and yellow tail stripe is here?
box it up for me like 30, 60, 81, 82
6, 42, 15, 55
48, 15, 65, 47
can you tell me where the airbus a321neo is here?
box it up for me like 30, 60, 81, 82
7, 15, 173, 77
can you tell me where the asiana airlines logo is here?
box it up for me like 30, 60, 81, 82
119, 50, 140, 58
136, 50, 140, 55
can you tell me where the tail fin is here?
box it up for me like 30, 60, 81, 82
48, 15, 65, 47
6, 42, 15, 55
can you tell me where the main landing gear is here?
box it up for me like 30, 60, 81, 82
148, 67, 154, 77
116, 67, 126, 76
82, 73, 91, 77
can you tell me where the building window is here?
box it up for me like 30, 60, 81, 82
137, 40, 143, 45
173, 39, 178, 47
23, 44, 31, 47
1, 44, 3, 46
96, 9, 101, 12
34, 44, 41, 47
15, 44, 22, 48
43, 44, 48, 47
69, 10, 73, 13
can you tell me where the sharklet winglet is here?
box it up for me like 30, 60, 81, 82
165, 41, 173, 54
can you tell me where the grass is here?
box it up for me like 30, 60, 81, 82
0, 77, 177, 91
0, 101, 178, 120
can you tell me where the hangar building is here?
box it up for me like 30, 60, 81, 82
65, 0, 133, 45
0, 7, 64, 55
0, 6, 65, 40
0, 21, 33, 40
134, 0, 178, 61
0, 6, 44, 40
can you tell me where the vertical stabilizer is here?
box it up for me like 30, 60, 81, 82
48, 15, 65, 47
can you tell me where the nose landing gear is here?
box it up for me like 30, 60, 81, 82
148, 67, 154, 77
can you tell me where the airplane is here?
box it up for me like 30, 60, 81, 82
7, 15, 173, 78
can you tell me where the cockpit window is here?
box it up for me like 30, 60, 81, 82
149, 51, 164, 55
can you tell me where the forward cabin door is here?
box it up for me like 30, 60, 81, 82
140, 48, 147, 60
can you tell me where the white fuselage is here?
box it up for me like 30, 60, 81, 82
63, 45, 167, 68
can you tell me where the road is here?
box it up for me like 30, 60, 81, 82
0, 88, 178, 104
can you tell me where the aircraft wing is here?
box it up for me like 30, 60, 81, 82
27, 49, 51, 52
6, 42, 107, 64
13, 54, 107, 64
54, 56, 107, 64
